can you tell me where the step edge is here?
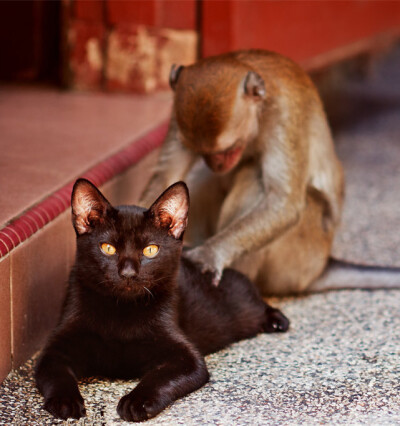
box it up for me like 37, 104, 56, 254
0, 121, 168, 261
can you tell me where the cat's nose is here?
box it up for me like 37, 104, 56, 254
119, 262, 137, 278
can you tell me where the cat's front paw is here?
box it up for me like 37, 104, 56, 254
262, 306, 290, 333
117, 390, 167, 422
44, 394, 86, 420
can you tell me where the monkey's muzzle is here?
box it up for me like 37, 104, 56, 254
203, 145, 244, 173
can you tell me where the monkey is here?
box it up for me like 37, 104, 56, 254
140, 49, 399, 295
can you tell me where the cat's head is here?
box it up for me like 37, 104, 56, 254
71, 179, 189, 300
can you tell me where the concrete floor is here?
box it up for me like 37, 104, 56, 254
1, 289, 400, 425
331, 45, 400, 269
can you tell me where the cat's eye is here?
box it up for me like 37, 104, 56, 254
143, 244, 159, 259
100, 243, 117, 256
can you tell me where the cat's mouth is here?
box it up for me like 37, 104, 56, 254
119, 279, 138, 290
117, 279, 154, 298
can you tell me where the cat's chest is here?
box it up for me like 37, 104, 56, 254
75, 298, 170, 343
76, 308, 179, 378
84, 309, 157, 341
83, 328, 167, 379
68, 285, 176, 343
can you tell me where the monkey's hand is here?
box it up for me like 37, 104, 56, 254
185, 245, 224, 286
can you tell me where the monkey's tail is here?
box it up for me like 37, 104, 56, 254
309, 259, 400, 292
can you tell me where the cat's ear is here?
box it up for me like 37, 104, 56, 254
71, 179, 113, 235
148, 182, 189, 240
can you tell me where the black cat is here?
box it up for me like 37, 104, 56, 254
35, 179, 289, 422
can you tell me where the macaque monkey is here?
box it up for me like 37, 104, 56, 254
140, 49, 345, 295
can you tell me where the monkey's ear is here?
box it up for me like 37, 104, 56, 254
71, 179, 114, 235
147, 182, 189, 240
244, 71, 266, 99
169, 64, 184, 91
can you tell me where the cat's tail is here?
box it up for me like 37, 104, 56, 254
308, 259, 400, 292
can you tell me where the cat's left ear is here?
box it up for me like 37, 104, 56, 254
148, 182, 189, 240
71, 179, 113, 235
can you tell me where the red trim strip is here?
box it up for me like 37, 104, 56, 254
0, 122, 168, 259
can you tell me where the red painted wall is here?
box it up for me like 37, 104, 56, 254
107, 0, 196, 30
67, 0, 400, 91
202, 1, 400, 64
67, 0, 198, 91
73, 0, 196, 30
1, 0, 399, 89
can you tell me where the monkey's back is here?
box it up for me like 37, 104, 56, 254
231, 49, 344, 224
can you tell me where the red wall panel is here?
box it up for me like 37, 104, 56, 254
74, 0, 103, 22
107, 0, 157, 26
158, 1, 197, 30
202, 1, 400, 63
67, 0, 197, 92
200, 1, 233, 54
106, 0, 196, 29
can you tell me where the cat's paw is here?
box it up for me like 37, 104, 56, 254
262, 306, 290, 333
117, 391, 167, 422
44, 394, 86, 420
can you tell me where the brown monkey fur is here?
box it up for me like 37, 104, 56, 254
140, 49, 344, 296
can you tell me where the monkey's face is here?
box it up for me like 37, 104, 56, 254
171, 61, 265, 174
201, 92, 262, 173
178, 92, 261, 173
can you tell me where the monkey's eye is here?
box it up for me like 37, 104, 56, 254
100, 243, 117, 256
143, 245, 159, 259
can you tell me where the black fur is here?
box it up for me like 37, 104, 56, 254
35, 179, 289, 422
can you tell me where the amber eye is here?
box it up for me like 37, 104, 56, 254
100, 243, 117, 256
143, 244, 159, 259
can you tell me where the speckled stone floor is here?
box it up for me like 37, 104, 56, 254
1, 47, 400, 425
331, 45, 400, 268
1, 290, 400, 425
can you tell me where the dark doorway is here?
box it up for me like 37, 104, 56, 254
0, 0, 61, 84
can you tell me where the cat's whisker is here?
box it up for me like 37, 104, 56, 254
96, 279, 112, 286
151, 275, 174, 283
143, 286, 154, 299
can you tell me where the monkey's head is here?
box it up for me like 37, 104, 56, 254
169, 59, 266, 174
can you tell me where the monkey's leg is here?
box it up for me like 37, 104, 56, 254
139, 129, 198, 208
233, 191, 333, 296
216, 163, 264, 231
184, 163, 226, 247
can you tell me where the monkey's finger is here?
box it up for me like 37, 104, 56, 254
211, 270, 222, 287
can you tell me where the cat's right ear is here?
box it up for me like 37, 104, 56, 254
148, 182, 189, 240
71, 179, 113, 235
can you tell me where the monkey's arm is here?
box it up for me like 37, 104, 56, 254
186, 140, 307, 284
187, 192, 302, 283
140, 121, 198, 208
